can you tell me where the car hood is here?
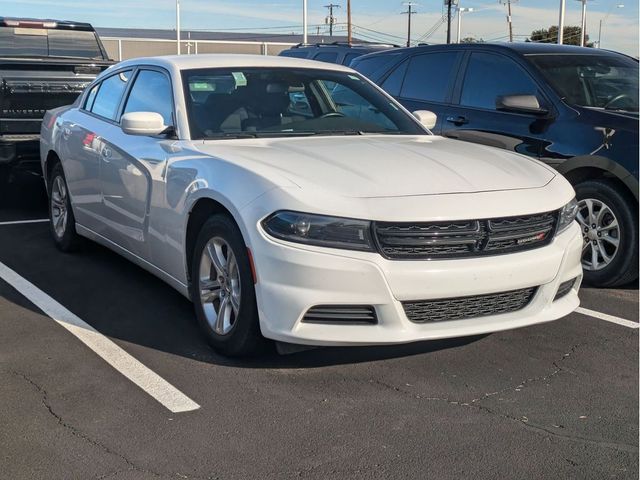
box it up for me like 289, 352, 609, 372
195, 135, 555, 198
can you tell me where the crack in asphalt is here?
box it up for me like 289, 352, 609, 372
9, 370, 216, 480
369, 343, 639, 454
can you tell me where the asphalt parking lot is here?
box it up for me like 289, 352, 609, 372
0, 176, 638, 480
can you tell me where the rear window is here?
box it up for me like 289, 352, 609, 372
351, 53, 401, 80
0, 26, 104, 58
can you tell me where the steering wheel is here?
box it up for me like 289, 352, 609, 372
604, 94, 632, 110
319, 112, 346, 119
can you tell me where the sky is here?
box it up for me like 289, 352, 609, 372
3, 0, 639, 55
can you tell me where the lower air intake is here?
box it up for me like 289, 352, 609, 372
554, 279, 576, 301
302, 305, 377, 325
403, 287, 537, 323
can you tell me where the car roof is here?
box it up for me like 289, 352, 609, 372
354, 41, 628, 59
287, 42, 398, 51
114, 54, 355, 72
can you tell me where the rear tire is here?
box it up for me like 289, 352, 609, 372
189, 214, 265, 357
48, 163, 81, 252
574, 179, 638, 287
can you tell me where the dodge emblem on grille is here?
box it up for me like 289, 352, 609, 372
517, 232, 547, 245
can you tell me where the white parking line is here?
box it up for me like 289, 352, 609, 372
0, 261, 200, 413
0, 219, 49, 226
576, 307, 639, 329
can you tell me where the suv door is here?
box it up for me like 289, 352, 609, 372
392, 51, 462, 134
99, 68, 176, 261
443, 51, 552, 157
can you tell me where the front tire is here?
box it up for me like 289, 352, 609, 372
574, 179, 638, 287
48, 163, 81, 252
189, 214, 265, 356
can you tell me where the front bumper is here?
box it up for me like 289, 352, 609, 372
251, 222, 583, 346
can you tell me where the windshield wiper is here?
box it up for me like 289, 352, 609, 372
203, 132, 258, 139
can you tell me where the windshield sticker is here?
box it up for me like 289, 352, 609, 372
232, 72, 247, 87
348, 75, 360, 81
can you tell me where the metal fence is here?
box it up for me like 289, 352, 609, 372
101, 37, 297, 61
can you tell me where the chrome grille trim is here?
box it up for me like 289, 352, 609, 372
402, 287, 537, 323
373, 212, 557, 260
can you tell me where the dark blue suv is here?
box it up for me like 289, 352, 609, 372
352, 43, 639, 287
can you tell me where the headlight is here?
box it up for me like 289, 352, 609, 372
557, 198, 578, 234
262, 211, 375, 252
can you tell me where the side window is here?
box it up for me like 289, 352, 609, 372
89, 70, 132, 120
280, 50, 309, 59
313, 52, 339, 63
123, 70, 174, 126
381, 59, 409, 97
352, 53, 401, 80
460, 53, 538, 110
343, 53, 360, 66
400, 52, 460, 103
84, 83, 99, 111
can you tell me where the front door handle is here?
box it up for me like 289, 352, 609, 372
446, 115, 469, 126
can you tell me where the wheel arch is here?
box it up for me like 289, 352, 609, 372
44, 150, 62, 193
557, 155, 639, 203
184, 196, 246, 284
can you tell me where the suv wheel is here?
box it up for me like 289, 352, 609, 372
574, 179, 638, 287
48, 163, 81, 252
189, 214, 265, 356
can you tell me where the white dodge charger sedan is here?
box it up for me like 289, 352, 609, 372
40, 54, 582, 356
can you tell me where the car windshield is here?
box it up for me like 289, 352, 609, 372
182, 67, 426, 139
528, 54, 639, 113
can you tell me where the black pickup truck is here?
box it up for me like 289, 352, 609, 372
0, 17, 113, 188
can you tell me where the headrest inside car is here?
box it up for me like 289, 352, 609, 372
266, 82, 288, 94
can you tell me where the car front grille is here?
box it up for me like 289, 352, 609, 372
402, 287, 537, 323
373, 212, 557, 260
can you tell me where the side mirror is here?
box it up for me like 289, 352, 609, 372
412, 110, 437, 130
496, 95, 549, 115
121, 111, 168, 136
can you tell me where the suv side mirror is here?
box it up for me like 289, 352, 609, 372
496, 95, 549, 115
121, 111, 168, 136
412, 110, 437, 130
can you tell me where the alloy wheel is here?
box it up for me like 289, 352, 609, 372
51, 175, 68, 239
198, 237, 241, 335
577, 198, 620, 271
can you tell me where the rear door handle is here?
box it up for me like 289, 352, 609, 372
446, 115, 469, 126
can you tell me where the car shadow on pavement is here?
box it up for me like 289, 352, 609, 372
1, 216, 487, 369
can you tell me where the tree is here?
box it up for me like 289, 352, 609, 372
528, 25, 594, 47
460, 36, 484, 43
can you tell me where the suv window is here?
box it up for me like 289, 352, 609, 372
460, 52, 538, 110
124, 70, 173, 125
381, 59, 409, 97
89, 70, 132, 120
313, 52, 338, 63
400, 52, 460, 103
343, 53, 360, 66
352, 53, 401, 79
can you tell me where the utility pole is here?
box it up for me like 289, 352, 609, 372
324, 3, 340, 37
446, 0, 454, 44
347, 0, 352, 44
402, 2, 418, 47
578, 0, 587, 47
499, 0, 517, 42
558, 0, 566, 44
456, 7, 473, 44
597, 3, 624, 48
176, 0, 181, 55
302, 0, 308, 45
